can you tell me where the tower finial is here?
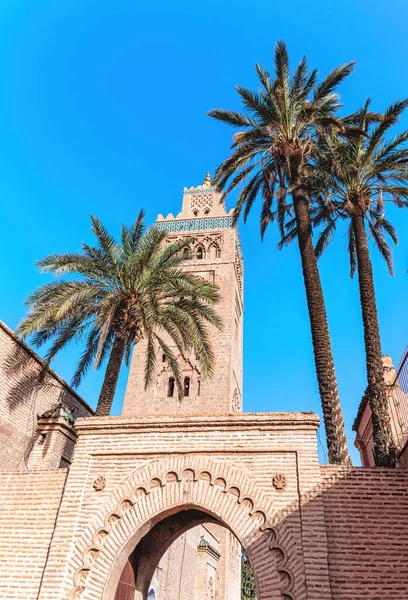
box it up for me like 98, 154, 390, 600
203, 172, 211, 188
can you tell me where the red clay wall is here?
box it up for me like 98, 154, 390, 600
321, 465, 408, 600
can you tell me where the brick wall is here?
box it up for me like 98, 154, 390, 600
0, 469, 67, 599
321, 465, 408, 600
0, 320, 93, 471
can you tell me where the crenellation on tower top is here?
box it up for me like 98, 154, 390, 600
158, 173, 234, 223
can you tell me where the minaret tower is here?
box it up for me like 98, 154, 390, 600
123, 173, 244, 416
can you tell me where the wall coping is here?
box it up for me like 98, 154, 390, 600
74, 411, 320, 435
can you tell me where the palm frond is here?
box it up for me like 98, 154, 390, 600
367, 219, 394, 275
313, 62, 355, 103
206, 109, 258, 129
20, 210, 223, 414
315, 219, 337, 259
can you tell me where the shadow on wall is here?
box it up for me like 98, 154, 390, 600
317, 465, 408, 600
0, 341, 80, 469
2, 343, 71, 411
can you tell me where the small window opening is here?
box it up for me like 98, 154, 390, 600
167, 377, 175, 397
182, 247, 190, 260
162, 353, 166, 362
197, 247, 204, 260
183, 377, 190, 397
197, 379, 201, 396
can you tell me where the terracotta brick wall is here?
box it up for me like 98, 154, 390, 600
321, 465, 408, 600
0, 470, 67, 599
0, 320, 93, 471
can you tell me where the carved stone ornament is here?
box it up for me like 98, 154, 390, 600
93, 476, 106, 492
231, 389, 240, 413
208, 576, 215, 600
272, 474, 287, 491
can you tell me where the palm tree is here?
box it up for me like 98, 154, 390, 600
208, 40, 354, 464
18, 212, 222, 416
309, 99, 408, 466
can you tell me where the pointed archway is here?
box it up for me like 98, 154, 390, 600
68, 456, 302, 600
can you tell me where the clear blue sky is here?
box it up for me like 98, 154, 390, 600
0, 0, 407, 464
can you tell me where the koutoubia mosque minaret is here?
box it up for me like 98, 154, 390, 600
123, 173, 244, 417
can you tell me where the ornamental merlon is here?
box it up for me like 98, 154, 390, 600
156, 172, 234, 226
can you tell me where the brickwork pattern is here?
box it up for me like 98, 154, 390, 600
0, 470, 67, 599
321, 465, 408, 600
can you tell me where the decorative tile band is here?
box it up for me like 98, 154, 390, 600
156, 216, 233, 232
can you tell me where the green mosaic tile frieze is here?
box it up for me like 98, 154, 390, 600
156, 217, 233, 232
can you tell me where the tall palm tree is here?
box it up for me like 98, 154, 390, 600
308, 99, 408, 466
18, 212, 222, 416
208, 40, 354, 464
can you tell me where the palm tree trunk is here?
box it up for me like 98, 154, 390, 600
352, 213, 395, 467
293, 188, 350, 464
95, 336, 126, 416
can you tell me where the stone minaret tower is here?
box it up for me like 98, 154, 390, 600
123, 173, 244, 416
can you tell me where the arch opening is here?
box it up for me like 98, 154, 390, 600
111, 507, 252, 600
167, 378, 175, 397
147, 588, 156, 600
76, 457, 298, 600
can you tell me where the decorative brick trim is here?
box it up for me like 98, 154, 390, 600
74, 412, 320, 435
69, 456, 297, 600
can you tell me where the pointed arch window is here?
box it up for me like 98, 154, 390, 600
208, 244, 220, 259
183, 377, 190, 397
197, 247, 204, 260
167, 377, 175, 397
